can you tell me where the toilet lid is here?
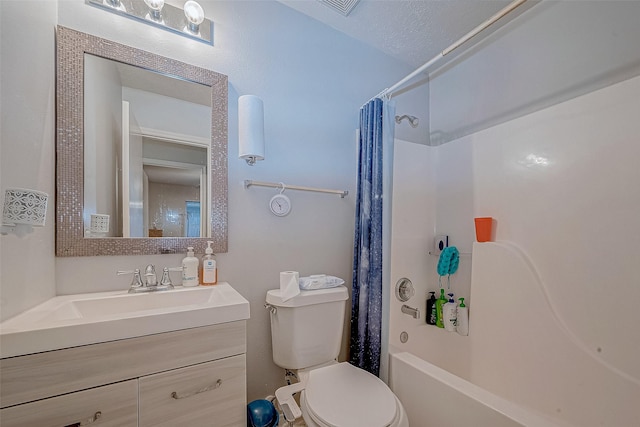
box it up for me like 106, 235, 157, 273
304, 362, 397, 427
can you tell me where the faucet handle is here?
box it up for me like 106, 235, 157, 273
159, 267, 173, 289
117, 269, 143, 290
158, 267, 182, 290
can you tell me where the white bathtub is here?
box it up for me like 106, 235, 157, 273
387, 241, 640, 426
388, 351, 567, 427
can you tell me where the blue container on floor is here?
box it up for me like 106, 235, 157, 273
247, 399, 280, 427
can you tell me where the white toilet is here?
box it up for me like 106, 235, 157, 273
266, 285, 409, 427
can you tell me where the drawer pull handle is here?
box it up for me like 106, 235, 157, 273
64, 411, 102, 427
171, 379, 223, 400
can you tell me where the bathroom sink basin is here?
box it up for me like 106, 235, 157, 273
0, 283, 250, 358
72, 286, 219, 318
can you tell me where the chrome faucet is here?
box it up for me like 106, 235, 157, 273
117, 265, 181, 293
144, 264, 158, 287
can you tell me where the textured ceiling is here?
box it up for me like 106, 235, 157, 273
278, 0, 512, 67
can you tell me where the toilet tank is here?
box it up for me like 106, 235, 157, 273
266, 286, 349, 370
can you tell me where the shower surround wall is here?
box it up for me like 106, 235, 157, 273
389, 70, 640, 427
389, 3, 640, 425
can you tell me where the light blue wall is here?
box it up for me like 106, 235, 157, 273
0, 0, 58, 324
2, 0, 415, 400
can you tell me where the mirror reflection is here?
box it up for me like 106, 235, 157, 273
83, 53, 211, 238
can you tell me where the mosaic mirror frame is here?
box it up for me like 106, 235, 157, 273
56, 26, 228, 256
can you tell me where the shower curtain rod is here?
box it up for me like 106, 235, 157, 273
366, 0, 528, 104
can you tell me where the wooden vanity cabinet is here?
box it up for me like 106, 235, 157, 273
139, 355, 246, 427
0, 321, 247, 427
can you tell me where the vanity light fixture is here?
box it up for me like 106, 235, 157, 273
238, 95, 266, 166
107, 0, 125, 11
86, 0, 213, 45
143, 0, 164, 22
184, 0, 205, 34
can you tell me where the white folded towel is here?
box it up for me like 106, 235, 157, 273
299, 274, 345, 290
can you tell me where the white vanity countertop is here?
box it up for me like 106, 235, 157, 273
0, 283, 250, 358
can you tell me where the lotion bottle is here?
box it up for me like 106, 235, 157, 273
457, 298, 469, 336
181, 246, 199, 287
443, 293, 457, 332
426, 292, 437, 325
200, 241, 217, 285
436, 289, 446, 328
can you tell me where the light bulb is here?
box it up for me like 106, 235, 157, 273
107, 0, 125, 11
184, 1, 205, 33
144, 0, 164, 10
144, 0, 164, 20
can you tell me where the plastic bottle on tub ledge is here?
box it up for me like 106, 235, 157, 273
457, 298, 469, 336
436, 289, 447, 328
443, 293, 457, 332
426, 291, 437, 325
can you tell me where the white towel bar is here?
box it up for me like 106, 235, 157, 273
243, 180, 348, 198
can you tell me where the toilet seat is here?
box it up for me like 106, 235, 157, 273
302, 362, 398, 427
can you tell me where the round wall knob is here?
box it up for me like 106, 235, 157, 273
395, 277, 415, 302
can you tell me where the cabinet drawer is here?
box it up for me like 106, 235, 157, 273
0, 380, 137, 427
1, 321, 246, 408
139, 354, 246, 427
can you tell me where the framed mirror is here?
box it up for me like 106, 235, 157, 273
56, 26, 228, 256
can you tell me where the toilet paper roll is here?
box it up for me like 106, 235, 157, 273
280, 271, 300, 302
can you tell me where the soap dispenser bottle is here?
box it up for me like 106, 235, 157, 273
436, 289, 447, 328
443, 293, 458, 332
182, 246, 199, 287
457, 298, 469, 336
200, 241, 217, 285
426, 292, 437, 325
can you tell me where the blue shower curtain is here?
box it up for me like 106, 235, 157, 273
350, 98, 394, 376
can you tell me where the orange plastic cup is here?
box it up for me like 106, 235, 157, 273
474, 217, 493, 242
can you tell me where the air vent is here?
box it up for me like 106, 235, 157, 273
318, 0, 360, 16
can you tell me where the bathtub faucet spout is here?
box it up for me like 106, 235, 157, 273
401, 304, 420, 319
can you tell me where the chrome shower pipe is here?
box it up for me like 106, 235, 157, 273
395, 115, 419, 128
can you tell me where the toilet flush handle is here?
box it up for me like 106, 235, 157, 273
275, 382, 305, 422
